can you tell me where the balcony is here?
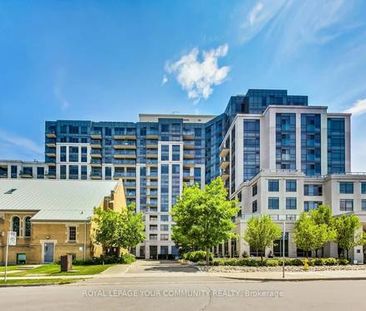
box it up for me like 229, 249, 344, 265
46, 142, 56, 148
220, 147, 229, 158
183, 150, 195, 159
91, 150, 102, 158
183, 141, 195, 149
146, 159, 158, 166
113, 172, 136, 179
183, 130, 195, 140
113, 132, 137, 140
220, 159, 229, 169
46, 131, 56, 138
46, 152, 56, 157
146, 150, 158, 158
91, 140, 102, 148
90, 131, 102, 139
90, 172, 102, 179
183, 174, 194, 181
147, 181, 158, 188
124, 181, 136, 188
183, 160, 195, 168
91, 160, 102, 167
146, 140, 158, 148
221, 172, 229, 181
113, 141, 136, 149
113, 151, 136, 159
146, 131, 159, 139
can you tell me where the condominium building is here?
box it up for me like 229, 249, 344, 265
2, 89, 364, 261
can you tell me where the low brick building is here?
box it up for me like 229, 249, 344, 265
0, 179, 126, 264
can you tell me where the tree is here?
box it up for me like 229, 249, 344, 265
93, 203, 145, 255
309, 205, 337, 257
244, 215, 282, 262
171, 177, 239, 265
332, 214, 365, 260
294, 212, 330, 258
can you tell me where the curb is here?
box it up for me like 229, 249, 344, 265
223, 276, 366, 282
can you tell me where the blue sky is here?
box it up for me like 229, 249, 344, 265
0, 0, 366, 170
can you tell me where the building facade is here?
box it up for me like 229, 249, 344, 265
2, 89, 363, 260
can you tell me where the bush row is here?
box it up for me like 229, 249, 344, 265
202, 257, 349, 267
183, 251, 213, 263
73, 253, 136, 265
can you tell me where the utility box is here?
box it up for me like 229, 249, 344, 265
60, 254, 73, 272
16, 253, 26, 264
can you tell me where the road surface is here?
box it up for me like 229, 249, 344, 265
0, 260, 365, 311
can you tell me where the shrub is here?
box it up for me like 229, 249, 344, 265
312, 258, 324, 266
120, 253, 136, 264
338, 258, 350, 265
324, 258, 338, 266
183, 251, 213, 263
265, 259, 280, 266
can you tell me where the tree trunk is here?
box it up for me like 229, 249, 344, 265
205, 247, 209, 266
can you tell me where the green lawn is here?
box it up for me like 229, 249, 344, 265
0, 278, 84, 286
0, 264, 112, 277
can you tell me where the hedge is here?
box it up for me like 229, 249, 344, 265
72, 253, 136, 265
203, 257, 350, 267
183, 251, 213, 263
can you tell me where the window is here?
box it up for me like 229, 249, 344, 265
362, 200, 366, 211
60, 146, 67, 162
252, 183, 257, 196
161, 145, 169, 161
304, 184, 323, 196
60, 165, 66, 179
286, 197, 297, 210
304, 201, 322, 212
172, 145, 180, 161
160, 234, 169, 241
81, 147, 87, 162
69, 165, 78, 179
24, 216, 31, 237
161, 124, 169, 133
68, 226, 76, 242
252, 200, 257, 213
339, 182, 354, 194
268, 197, 279, 210
160, 215, 169, 222
160, 224, 169, 231
362, 182, 366, 194
37, 167, 45, 179
268, 180, 279, 192
286, 180, 297, 192
81, 166, 87, 180
12, 216, 20, 236
340, 199, 353, 211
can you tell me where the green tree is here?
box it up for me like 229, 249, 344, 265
244, 215, 282, 262
171, 177, 239, 265
333, 214, 365, 259
294, 212, 330, 258
309, 205, 337, 257
93, 203, 145, 255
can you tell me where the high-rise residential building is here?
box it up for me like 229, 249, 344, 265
1, 89, 363, 261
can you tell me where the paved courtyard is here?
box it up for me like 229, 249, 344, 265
1, 260, 366, 311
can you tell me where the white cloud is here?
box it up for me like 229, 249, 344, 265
344, 98, 366, 116
0, 130, 43, 160
165, 44, 230, 101
239, 0, 287, 43
161, 75, 168, 86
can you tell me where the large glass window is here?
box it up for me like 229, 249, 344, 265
161, 145, 169, 161
362, 200, 366, 211
340, 199, 353, 211
12, 216, 20, 236
68, 226, 76, 242
268, 179, 279, 192
60, 165, 67, 179
81, 166, 87, 180
327, 118, 345, 174
362, 182, 366, 194
276, 113, 296, 170
268, 197, 279, 210
172, 145, 180, 161
304, 201, 322, 212
69, 165, 79, 179
286, 197, 297, 210
304, 184, 322, 196
60, 146, 67, 162
24, 216, 31, 237
286, 180, 297, 192
339, 182, 354, 194
243, 120, 260, 181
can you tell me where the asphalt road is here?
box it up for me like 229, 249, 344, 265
1, 260, 365, 311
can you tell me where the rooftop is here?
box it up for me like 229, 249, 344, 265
0, 179, 119, 221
